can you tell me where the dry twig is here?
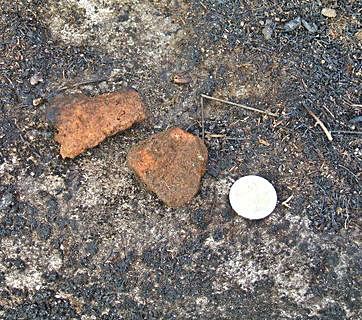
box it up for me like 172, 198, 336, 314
338, 164, 360, 185
201, 94, 278, 117
331, 130, 362, 136
57, 77, 108, 92
303, 106, 333, 142
200, 96, 205, 141
205, 133, 244, 141
282, 195, 294, 208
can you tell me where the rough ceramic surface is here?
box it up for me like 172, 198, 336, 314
127, 128, 208, 207
48, 89, 146, 158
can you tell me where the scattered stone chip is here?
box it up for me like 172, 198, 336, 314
172, 73, 192, 84
321, 8, 337, 18
32, 97, 44, 107
48, 89, 146, 158
262, 19, 274, 40
355, 30, 362, 41
301, 19, 318, 33
30, 72, 43, 86
127, 128, 208, 207
284, 17, 301, 32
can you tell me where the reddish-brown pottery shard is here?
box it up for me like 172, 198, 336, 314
47, 89, 146, 158
127, 128, 208, 207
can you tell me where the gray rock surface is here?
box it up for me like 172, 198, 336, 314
284, 17, 302, 32
302, 19, 318, 33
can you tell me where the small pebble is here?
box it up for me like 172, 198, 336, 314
349, 116, 362, 130
30, 73, 43, 86
0, 192, 14, 210
262, 20, 274, 40
32, 97, 44, 106
301, 19, 318, 33
321, 8, 337, 18
229, 175, 277, 220
284, 16, 301, 32
355, 30, 362, 41
172, 73, 192, 85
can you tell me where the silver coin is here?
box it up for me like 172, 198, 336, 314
229, 175, 277, 219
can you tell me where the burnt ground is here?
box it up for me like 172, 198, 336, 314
0, 0, 361, 319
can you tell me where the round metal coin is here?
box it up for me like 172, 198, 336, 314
229, 175, 277, 219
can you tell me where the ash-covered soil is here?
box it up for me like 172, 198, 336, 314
0, 0, 361, 319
